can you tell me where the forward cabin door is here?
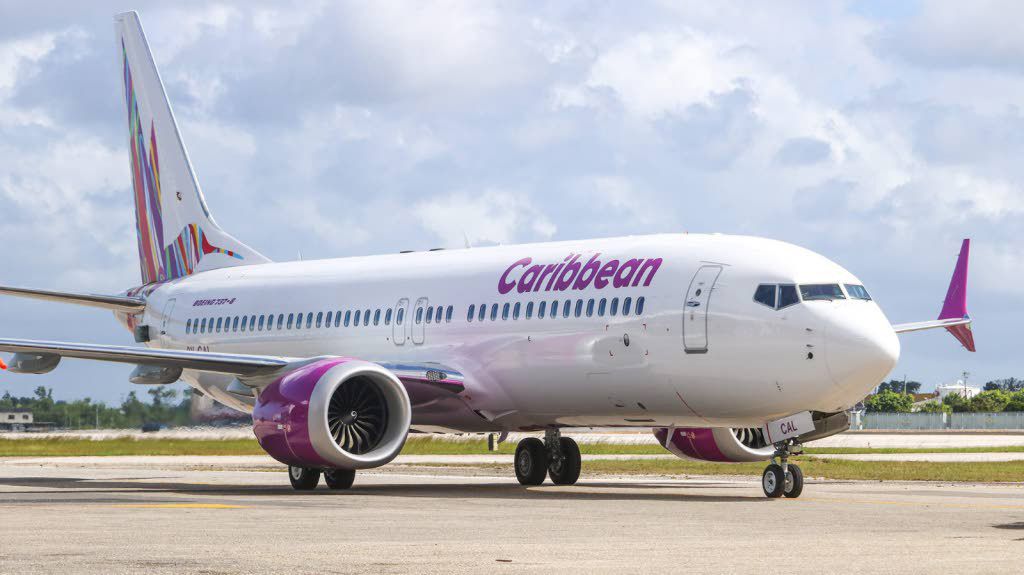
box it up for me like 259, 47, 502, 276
411, 297, 428, 345
159, 298, 176, 340
392, 298, 409, 346
683, 266, 722, 353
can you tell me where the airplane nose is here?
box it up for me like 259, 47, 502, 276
825, 310, 900, 393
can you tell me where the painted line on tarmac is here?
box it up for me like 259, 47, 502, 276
799, 496, 1024, 511
111, 503, 248, 509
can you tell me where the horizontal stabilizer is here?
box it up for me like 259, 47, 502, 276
0, 286, 146, 312
891, 238, 974, 352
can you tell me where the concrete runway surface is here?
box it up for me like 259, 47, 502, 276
0, 459, 1022, 575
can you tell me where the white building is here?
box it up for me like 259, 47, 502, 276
935, 382, 981, 400
0, 409, 33, 431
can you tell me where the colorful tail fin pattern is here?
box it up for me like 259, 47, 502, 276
938, 238, 974, 352
117, 12, 267, 285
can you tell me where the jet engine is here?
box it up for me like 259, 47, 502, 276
653, 426, 776, 462
252, 358, 412, 470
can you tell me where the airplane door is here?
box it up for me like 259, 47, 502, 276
392, 298, 409, 346
160, 298, 176, 339
683, 266, 722, 353
411, 297, 428, 345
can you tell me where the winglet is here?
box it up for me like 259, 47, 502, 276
938, 239, 974, 352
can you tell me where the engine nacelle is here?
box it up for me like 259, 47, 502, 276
253, 358, 412, 470
653, 427, 776, 463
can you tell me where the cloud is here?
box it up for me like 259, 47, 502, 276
776, 137, 832, 166
415, 189, 557, 247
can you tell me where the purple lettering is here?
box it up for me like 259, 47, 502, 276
518, 265, 544, 293
572, 254, 603, 290
633, 258, 662, 287
594, 259, 619, 289
535, 264, 558, 292
614, 259, 641, 288
499, 258, 532, 295
554, 254, 582, 291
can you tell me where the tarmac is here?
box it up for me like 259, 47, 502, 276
0, 457, 1021, 574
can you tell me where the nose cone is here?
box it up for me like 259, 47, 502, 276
825, 306, 900, 395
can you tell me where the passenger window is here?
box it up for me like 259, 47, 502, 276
636, 297, 645, 315
250, 316, 257, 331
490, 303, 499, 321
416, 308, 423, 324
598, 298, 607, 317
201, 318, 207, 333
258, 315, 266, 331
623, 297, 633, 316
586, 299, 595, 317
334, 311, 341, 328
575, 300, 583, 317
325, 311, 333, 327
278, 314, 285, 330
354, 310, 361, 326
364, 309, 370, 326
306, 313, 314, 329
538, 301, 546, 319
502, 303, 510, 320
426, 306, 434, 324
610, 297, 619, 316
216, 317, 223, 333
436, 306, 444, 323
231, 316, 238, 332
478, 304, 486, 322
373, 309, 381, 326
287, 313, 294, 330
397, 308, 404, 325
316, 312, 323, 328
468, 304, 476, 322
778, 285, 800, 309
754, 284, 777, 308
345, 310, 352, 327
513, 302, 521, 320
186, 319, 192, 334
845, 284, 871, 300
526, 302, 534, 319
385, 308, 393, 325
563, 300, 571, 318
446, 305, 453, 323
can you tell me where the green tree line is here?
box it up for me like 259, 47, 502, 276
1, 386, 194, 428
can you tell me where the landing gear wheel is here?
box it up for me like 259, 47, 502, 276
288, 466, 320, 490
762, 464, 784, 498
548, 437, 582, 485
515, 437, 548, 486
783, 463, 804, 498
324, 468, 356, 490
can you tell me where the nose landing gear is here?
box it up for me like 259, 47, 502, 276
762, 439, 804, 498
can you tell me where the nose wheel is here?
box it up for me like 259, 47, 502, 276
762, 440, 804, 498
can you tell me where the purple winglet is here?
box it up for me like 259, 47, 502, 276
938, 239, 975, 352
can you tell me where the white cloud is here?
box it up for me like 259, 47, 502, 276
416, 189, 556, 247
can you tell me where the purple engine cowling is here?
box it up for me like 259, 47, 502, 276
653, 427, 775, 462
253, 357, 412, 470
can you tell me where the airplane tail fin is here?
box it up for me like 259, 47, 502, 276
937, 238, 974, 352
115, 11, 268, 285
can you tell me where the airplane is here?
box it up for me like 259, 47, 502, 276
0, 12, 974, 498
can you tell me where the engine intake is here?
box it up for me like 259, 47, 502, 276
653, 427, 776, 462
253, 358, 411, 470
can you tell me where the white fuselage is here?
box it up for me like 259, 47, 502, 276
126, 233, 900, 432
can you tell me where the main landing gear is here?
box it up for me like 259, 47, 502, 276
761, 439, 804, 499
288, 466, 356, 491
514, 429, 582, 486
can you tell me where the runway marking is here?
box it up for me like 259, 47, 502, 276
111, 503, 248, 509
800, 496, 1024, 511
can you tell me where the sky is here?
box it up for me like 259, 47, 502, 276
0, 0, 1020, 404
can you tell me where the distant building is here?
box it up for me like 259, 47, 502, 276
935, 381, 981, 400
0, 408, 33, 431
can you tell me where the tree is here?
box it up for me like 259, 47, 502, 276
1005, 392, 1024, 412
983, 378, 1024, 392
969, 390, 1011, 412
865, 391, 914, 413
917, 401, 951, 414
877, 380, 921, 395
943, 392, 972, 412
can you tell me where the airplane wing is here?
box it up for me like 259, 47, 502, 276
0, 338, 465, 393
892, 317, 971, 334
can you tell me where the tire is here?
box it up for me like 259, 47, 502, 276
548, 437, 582, 486
324, 468, 356, 490
783, 463, 804, 499
762, 464, 784, 498
288, 466, 321, 491
515, 438, 548, 486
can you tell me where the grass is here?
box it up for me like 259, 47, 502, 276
1, 436, 1023, 482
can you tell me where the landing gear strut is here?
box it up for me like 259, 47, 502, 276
762, 439, 804, 499
514, 429, 582, 486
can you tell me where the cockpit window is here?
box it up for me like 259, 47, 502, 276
845, 284, 871, 300
778, 284, 799, 309
799, 284, 845, 301
753, 284, 776, 308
